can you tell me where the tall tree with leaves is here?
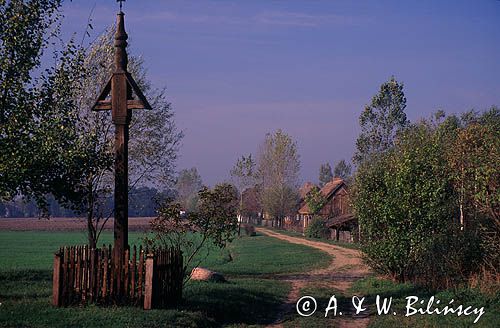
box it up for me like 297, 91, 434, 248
62, 27, 183, 247
230, 154, 256, 235
354, 76, 409, 165
0, 0, 96, 215
334, 160, 352, 180
318, 163, 333, 187
257, 130, 300, 228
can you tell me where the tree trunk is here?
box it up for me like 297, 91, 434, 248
238, 194, 243, 236
87, 215, 97, 249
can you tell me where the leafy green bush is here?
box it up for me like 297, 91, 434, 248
353, 122, 458, 285
305, 216, 329, 239
353, 117, 496, 290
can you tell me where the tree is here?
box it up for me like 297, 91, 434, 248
230, 154, 256, 235
318, 163, 333, 187
257, 130, 300, 228
175, 168, 203, 213
62, 27, 183, 248
334, 160, 352, 180
446, 107, 499, 271
352, 118, 484, 288
0, 0, 91, 214
353, 76, 409, 165
145, 183, 238, 283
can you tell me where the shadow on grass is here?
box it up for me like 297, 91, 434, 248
183, 279, 287, 326
0, 269, 52, 282
0, 269, 52, 301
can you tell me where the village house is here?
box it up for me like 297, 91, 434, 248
298, 177, 359, 243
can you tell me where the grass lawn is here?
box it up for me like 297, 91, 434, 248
0, 231, 330, 327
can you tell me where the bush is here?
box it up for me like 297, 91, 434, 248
243, 224, 256, 236
305, 216, 329, 239
414, 230, 483, 290
353, 123, 458, 285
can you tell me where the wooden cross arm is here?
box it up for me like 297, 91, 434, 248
91, 73, 152, 112
92, 100, 150, 111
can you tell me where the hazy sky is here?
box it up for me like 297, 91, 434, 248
62, 0, 500, 186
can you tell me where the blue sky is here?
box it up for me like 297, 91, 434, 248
62, 0, 500, 185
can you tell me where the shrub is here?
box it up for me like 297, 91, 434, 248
414, 230, 483, 290
353, 122, 458, 285
145, 183, 239, 283
305, 216, 329, 239
243, 224, 256, 236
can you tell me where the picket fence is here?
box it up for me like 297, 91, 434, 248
52, 245, 183, 309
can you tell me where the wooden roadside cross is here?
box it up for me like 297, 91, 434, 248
91, 7, 151, 298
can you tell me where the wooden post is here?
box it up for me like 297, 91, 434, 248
143, 254, 154, 310
90, 10, 151, 301
52, 253, 63, 306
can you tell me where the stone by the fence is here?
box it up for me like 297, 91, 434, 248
190, 267, 226, 282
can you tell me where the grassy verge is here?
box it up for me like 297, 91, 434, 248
0, 231, 329, 327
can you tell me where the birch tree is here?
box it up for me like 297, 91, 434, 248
354, 76, 409, 165
230, 154, 256, 234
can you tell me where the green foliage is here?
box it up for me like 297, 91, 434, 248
304, 216, 329, 239
353, 107, 499, 288
0, 0, 97, 214
305, 186, 326, 215
354, 76, 409, 165
353, 121, 458, 283
318, 162, 333, 187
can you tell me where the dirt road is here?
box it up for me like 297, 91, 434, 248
257, 227, 371, 328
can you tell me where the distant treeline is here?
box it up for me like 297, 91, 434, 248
0, 186, 175, 218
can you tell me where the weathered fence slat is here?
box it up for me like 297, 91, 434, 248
52, 252, 62, 306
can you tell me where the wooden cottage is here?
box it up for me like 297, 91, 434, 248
298, 177, 359, 242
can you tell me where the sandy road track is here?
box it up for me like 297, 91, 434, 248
257, 227, 371, 328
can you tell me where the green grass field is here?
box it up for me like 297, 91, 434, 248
0, 231, 330, 327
